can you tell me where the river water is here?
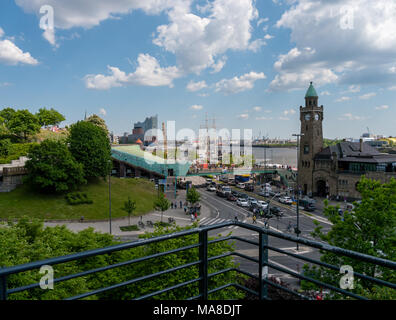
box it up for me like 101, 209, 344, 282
252, 147, 297, 167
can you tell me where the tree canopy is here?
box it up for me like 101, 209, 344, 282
0, 218, 243, 300
7, 109, 41, 141
68, 121, 111, 179
36, 108, 65, 127
302, 177, 396, 299
24, 139, 86, 193
85, 114, 108, 134
187, 187, 201, 205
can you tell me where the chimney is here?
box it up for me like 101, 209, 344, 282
359, 138, 363, 152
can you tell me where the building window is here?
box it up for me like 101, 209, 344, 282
304, 145, 309, 154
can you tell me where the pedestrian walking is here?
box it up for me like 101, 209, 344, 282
234, 215, 238, 222
252, 215, 257, 224
180, 201, 182, 208
171, 202, 174, 209
287, 221, 292, 232
194, 212, 198, 221
191, 213, 194, 222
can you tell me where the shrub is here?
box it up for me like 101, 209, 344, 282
65, 192, 93, 205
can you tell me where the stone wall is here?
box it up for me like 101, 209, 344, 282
0, 166, 27, 192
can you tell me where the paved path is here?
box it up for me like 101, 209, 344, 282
43, 189, 211, 237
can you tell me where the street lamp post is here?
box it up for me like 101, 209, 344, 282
292, 133, 304, 250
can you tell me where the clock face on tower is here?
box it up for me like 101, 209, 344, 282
314, 113, 320, 121
305, 113, 311, 121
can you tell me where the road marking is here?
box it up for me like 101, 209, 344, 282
268, 259, 298, 275
200, 194, 220, 219
201, 190, 250, 217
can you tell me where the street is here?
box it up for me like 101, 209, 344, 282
198, 188, 332, 289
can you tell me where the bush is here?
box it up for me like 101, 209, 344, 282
119, 225, 139, 231
65, 192, 93, 205
0, 138, 12, 157
25, 140, 86, 193
0, 142, 34, 164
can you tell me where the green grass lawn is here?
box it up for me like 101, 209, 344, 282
0, 177, 158, 221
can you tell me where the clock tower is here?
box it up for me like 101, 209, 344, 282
299, 82, 324, 195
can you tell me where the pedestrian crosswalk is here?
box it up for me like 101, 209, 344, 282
198, 217, 238, 230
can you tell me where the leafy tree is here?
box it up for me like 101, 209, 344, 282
303, 177, 396, 299
68, 121, 111, 179
25, 139, 86, 193
36, 108, 65, 127
0, 107, 16, 126
153, 193, 170, 222
0, 218, 244, 300
7, 109, 41, 141
85, 114, 108, 134
0, 138, 12, 157
186, 187, 200, 207
122, 197, 137, 225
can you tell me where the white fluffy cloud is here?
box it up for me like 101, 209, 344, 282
215, 71, 266, 94
270, 0, 396, 91
338, 113, 367, 121
186, 80, 207, 92
99, 108, 107, 116
85, 54, 181, 90
190, 104, 203, 110
237, 113, 249, 120
359, 92, 376, 100
0, 27, 38, 65
17, 0, 262, 76
335, 96, 351, 103
283, 109, 296, 116
153, 0, 260, 74
375, 105, 389, 110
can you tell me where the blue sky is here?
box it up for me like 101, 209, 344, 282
0, 0, 395, 139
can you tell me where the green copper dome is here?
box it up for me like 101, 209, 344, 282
305, 82, 318, 98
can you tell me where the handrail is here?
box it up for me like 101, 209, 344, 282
1, 221, 395, 300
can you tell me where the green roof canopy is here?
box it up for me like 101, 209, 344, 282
305, 82, 318, 98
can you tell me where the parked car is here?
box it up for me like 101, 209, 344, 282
232, 190, 241, 197
239, 193, 249, 199
207, 185, 216, 192
237, 183, 245, 189
298, 198, 316, 211
258, 190, 270, 197
237, 198, 249, 207
249, 203, 261, 213
279, 196, 293, 205
226, 193, 237, 201
257, 200, 269, 210
245, 184, 254, 192
270, 206, 283, 217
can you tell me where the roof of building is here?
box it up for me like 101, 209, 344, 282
111, 145, 192, 177
305, 82, 318, 98
314, 141, 396, 163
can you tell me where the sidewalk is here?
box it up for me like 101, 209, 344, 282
44, 189, 211, 237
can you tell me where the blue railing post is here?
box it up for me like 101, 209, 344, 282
259, 231, 269, 300
199, 229, 208, 300
0, 274, 7, 300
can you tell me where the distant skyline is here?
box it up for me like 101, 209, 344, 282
1, 0, 396, 139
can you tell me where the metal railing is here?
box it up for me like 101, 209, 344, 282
1, 221, 395, 300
